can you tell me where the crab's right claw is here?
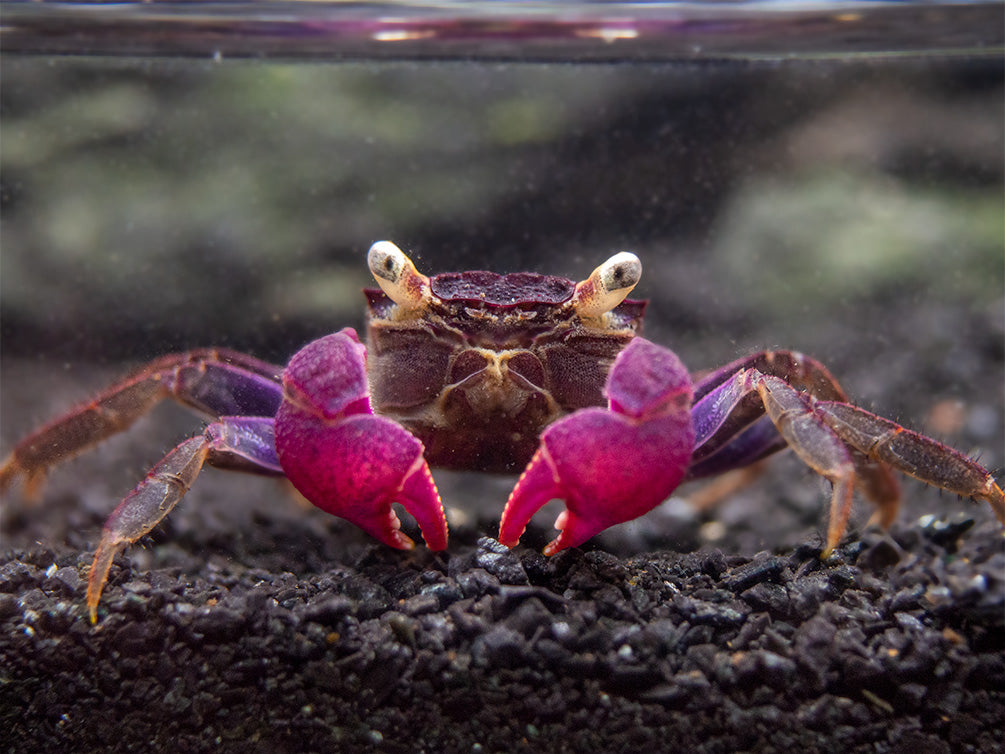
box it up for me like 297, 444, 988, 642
275, 329, 448, 551
278, 412, 447, 550
499, 338, 694, 554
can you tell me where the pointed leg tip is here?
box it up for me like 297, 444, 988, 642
864, 510, 885, 531
86, 537, 120, 625
982, 477, 1004, 524
0, 455, 33, 497
86, 583, 103, 624
0, 455, 16, 491
542, 540, 565, 557
820, 534, 842, 561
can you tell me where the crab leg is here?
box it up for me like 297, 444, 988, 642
687, 350, 854, 469
815, 401, 1005, 525
693, 349, 849, 403
86, 416, 282, 623
752, 374, 862, 556
690, 368, 902, 551
686, 416, 786, 478
0, 349, 283, 499
692, 368, 1002, 554
499, 338, 694, 554
274, 328, 448, 553
687, 365, 900, 509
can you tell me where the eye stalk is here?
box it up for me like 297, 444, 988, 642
367, 241, 431, 311
573, 251, 642, 320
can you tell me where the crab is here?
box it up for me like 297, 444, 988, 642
2, 241, 1003, 623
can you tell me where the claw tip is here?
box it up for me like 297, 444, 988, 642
542, 541, 563, 557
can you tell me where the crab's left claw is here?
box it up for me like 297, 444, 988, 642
499, 338, 694, 554
275, 329, 448, 551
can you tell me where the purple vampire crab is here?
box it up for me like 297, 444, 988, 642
2, 241, 1003, 623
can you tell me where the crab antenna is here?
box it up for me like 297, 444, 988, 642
368, 241, 431, 311
573, 251, 642, 319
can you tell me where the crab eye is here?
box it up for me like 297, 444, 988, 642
573, 251, 642, 319
368, 241, 408, 283
367, 241, 430, 310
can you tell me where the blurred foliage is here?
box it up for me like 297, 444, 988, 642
713, 168, 1004, 313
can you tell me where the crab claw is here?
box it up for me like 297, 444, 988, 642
275, 329, 447, 550
499, 338, 694, 554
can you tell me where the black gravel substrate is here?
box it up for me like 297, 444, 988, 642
1, 510, 1002, 752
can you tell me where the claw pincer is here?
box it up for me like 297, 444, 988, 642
500, 338, 694, 554
274, 328, 447, 552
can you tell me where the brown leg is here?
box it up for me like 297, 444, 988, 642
85, 416, 281, 623
86, 436, 210, 624
848, 450, 901, 529
694, 349, 850, 403
816, 401, 1005, 525
752, 354, 903, 509
685, 463, 768, 512
1, 376, 168, 499
691, 353, 901, 513
693, 365, 999, 555
753, 374, 859, 557
0, 349, 282, 499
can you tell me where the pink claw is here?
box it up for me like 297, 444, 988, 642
275, 328, 448, 550
499, 338, 695, 554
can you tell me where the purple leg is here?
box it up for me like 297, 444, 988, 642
168, 350, 283, 417
0, 348, 284, 498
690, 371, 779, 468
274, 329, 448, 553
205, 416, 282, 474
685, 416, 786, 479
688, 350, 852, 471
687, 355, 900, 500
86, 415, 281, 623
693, 350, 847, 404
687, 367, 898, 549
499, 338, 694, 554
684, 363, 1004, 556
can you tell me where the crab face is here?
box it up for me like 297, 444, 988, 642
363, 242, 647, 472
